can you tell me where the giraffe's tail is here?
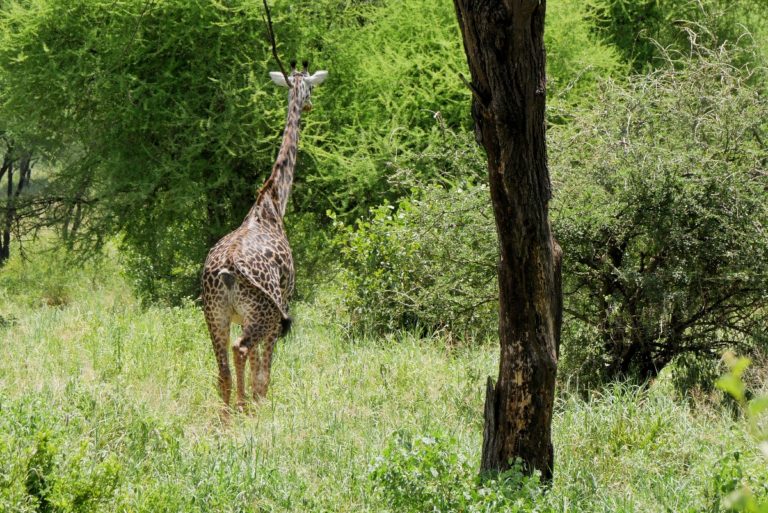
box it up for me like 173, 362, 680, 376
280, 315, 293, 338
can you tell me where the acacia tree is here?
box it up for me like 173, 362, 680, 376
552, 40, 768, 386
0, 0, 316, 300
453, 1, 562, 479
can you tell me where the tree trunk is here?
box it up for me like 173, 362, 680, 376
1, 154, 13, 266
0, 148, 33, 266
453, 0, 562, 481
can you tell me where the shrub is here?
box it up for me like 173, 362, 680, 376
369, 431, 542, 513
551, 38, 768, 386
586, 0, 768, 71
333, 128, 498, 341
712, 354, 768, 511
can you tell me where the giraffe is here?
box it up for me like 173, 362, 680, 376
201, 61, 328, 413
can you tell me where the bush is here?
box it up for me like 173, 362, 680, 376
551, 37, 768, 386
586, 0, 768, 71
369, 431, 542, 513
333, 128, 498, 341
712, 354, 768, 511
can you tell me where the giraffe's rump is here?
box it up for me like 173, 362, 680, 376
231, 258, 291, 321
236, 229, 292, 316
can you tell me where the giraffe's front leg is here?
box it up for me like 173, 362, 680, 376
251, 321, 281, 402
234, 318, 271, 409
232, 344, 248, 412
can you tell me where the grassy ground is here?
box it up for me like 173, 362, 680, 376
0, 246, 765, 512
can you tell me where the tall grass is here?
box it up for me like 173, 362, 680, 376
0, 245, 765, 512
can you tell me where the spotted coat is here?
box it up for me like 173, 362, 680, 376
201, 66, 323, 413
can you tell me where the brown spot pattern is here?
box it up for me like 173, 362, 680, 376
201, 71, 316, 413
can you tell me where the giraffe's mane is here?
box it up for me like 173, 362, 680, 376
256, 174, 278, 205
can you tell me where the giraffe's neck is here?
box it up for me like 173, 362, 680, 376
251, 86, 305, 221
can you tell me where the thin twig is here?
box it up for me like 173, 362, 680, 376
263, 0, 291, 86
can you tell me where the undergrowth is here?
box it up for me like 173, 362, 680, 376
0, 246, 766, 512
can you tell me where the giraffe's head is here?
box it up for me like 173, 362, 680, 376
269, 60, 328, 112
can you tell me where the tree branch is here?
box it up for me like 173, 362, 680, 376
262, 0, 291, 86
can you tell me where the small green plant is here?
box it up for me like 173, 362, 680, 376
334, 181, 498, 341
24, 431, 57, 513
713, 353, 768, 512
369, 431, 542, 513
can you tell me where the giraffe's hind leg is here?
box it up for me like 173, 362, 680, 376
250, 319, 280, 401
204, 312, 232, 417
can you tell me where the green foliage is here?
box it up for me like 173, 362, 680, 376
551, 38, 768, 385
333, 127, 498, 340
2, 249, 768, 512
587, 0, 701, 69
669, 353, 723, 396
369, 432, 542, 513
0, 0, 630, 302
296, 0, 471, 219
311, 0, 625, 215
2, 405, 123, 513
712, 354, 768, 512
586, 0, 768, 71
0, 0, 335, 303
546, 0, 626, 112
24, 431, 57, 513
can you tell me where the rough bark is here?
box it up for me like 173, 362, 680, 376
0, 150, 13, 265
0, 149, 32, 266
453, 0, 562, 480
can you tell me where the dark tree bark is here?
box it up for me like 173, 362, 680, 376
0, 149, 13, 265
0, 147, 33, 266
453, 0, 562, 480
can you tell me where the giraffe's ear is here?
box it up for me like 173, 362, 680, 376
306, 70, 328, 86
269, 71, 290, 88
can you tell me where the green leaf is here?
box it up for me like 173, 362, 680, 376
748, 396, 768, 417
716, 374, 745, 402
727, 356, 752, 378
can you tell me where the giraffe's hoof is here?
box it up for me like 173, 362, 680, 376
218, 407, 232, 426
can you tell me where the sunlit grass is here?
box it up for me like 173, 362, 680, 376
0, 246, 765, 512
